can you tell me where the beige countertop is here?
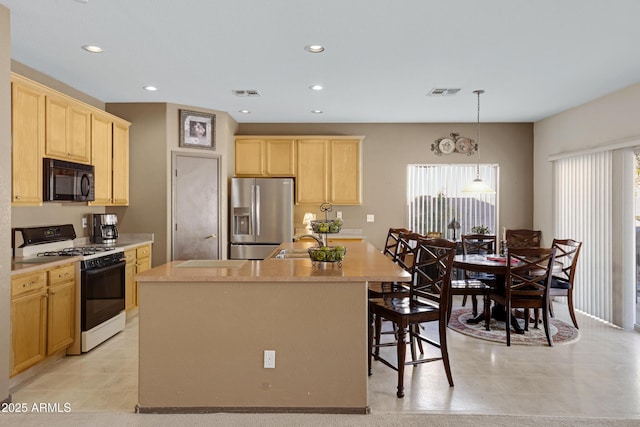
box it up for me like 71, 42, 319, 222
11, 234, 154, 275
136, 241, 410, 283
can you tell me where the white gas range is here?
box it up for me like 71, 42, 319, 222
14, 225, 126, 353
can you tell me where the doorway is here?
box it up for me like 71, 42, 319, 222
172, 153, 220, 260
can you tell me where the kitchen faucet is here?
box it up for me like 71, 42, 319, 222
294, 234, 325, 247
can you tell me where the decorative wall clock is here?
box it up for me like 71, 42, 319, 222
431, 132, 477, 156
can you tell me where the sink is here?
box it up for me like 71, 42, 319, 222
270, 249, 311, 259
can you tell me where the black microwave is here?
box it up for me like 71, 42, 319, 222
43, 158, 95, 202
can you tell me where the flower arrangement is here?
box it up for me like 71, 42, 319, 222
471, 225, 490, 234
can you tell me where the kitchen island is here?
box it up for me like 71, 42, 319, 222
135, 241, 410, 414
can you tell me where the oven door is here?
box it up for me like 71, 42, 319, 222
81, 260, 126, 331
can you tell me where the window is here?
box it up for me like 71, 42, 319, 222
407, 164, 499, 239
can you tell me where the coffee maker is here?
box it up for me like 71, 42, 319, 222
91, 213, 119, 244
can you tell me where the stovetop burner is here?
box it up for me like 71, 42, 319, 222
37, 245, 117, 257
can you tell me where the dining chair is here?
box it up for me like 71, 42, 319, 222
368, 236, 456, 398
368, 227, 412, 299
485, 247, 556, 346
370, 231, 421, 357
449, 234, 497, 321
549, 238, 582, 329
505, 229, 542, 249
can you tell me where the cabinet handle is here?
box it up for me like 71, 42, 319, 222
23, 281, 35, 288
42, 294, 49, 299
15, 195, 20, 200
49, 290, 56, 295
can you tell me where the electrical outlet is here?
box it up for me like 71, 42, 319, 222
366, 214, 375, 223
264, 350, 276, 369
82, 217, 88, 228
336, 211, 343, 220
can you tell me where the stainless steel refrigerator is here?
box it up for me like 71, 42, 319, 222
229, 177, 294, 260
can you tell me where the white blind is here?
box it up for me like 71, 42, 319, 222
407, 164, 498, 237
554, 152, 612, 322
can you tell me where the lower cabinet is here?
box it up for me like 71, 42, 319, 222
11, 263, 76, 377
124, 244, 152, 313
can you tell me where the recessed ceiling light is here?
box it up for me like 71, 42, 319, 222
239, 110, 251, 114
311, 110, 323, 114
143, 85, 158, 91
305, 45, 325, 53
81, 45, 103, 53
309, 84, 324, 91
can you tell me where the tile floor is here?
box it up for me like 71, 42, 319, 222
9, 298, 640, 419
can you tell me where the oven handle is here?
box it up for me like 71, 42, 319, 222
82, 260, 125, 276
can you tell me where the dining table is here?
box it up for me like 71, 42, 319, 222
453, 253, 527, 334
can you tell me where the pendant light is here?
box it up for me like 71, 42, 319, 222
463, 89, 495, 193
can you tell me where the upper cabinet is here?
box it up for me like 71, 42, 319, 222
45, 93, 91, 164
235, 138, 295, 177
11, 75, 45, 206
10, 73, 130, 207
296, 138, 362, 205
89, 112, 130, 206
234, 135, 363, 205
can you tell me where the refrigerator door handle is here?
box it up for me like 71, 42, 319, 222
255, 185, 261, 236
250, 185, 256, 236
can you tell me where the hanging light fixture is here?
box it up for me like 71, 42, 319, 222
463, 89, 495, 193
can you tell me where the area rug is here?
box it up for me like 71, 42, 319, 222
448, 308, 580, 346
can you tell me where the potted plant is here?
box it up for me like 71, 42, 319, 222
471, 225, 490, 234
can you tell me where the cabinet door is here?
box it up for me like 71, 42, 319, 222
124, 249, 136, 311
47, 280, 75, 355
45, 94, 91, 163
235, 139, 264, 175
265, 139, 295, 176
11, 77, 45, 206
91, 113, 113, 205
330, 139, 361, 205
112, 121, 130, 205
296, 139, 328, 204
11, 291, 47, 377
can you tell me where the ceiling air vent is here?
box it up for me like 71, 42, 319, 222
232, 89, 261, 97
427, 88, 460, 97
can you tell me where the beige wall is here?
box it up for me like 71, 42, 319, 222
238, 122, 534, 249
106, 103, 237, 265
534, 82, 640, 238
0, 3, 11, 403
533, 82, 640, 328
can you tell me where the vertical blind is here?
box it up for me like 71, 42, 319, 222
554, 151, 612, 322
407, 164, 498, 237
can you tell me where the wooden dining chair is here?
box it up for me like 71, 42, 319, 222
549, 238, 582, 329
505, 229, 542, 249
449, 234, 497, 321
368, 227, 412, 299
368, 237, 456, 398
485, 247, 556, 346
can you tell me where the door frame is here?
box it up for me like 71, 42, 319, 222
171, 151, 222, 261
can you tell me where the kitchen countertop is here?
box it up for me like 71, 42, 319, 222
136, 241, 409, 283
11, 233, 154, 275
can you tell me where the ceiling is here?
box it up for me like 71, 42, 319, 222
3, 0, 640, 124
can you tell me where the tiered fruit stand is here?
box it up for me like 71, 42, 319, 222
308, 203, 346, 267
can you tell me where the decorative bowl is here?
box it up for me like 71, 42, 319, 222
310, 219, 343, 234
307, 246, 347, 263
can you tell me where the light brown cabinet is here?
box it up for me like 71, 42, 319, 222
124, 244, 152, 313
46, 264, 76, 355
45, 93, 92, 164
296, 138, 362, 205
11, 75, 46, 206
235, 138, 295, 176
234, 135, 363, 205
10, 263, 76, 377
90, 113, 130, 206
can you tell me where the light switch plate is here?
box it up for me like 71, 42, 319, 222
264, 350, 276, 369
366, 214, 375, 223
336, 211, 343, 219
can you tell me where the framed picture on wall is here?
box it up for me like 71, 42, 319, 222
179, 109, 215, 150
